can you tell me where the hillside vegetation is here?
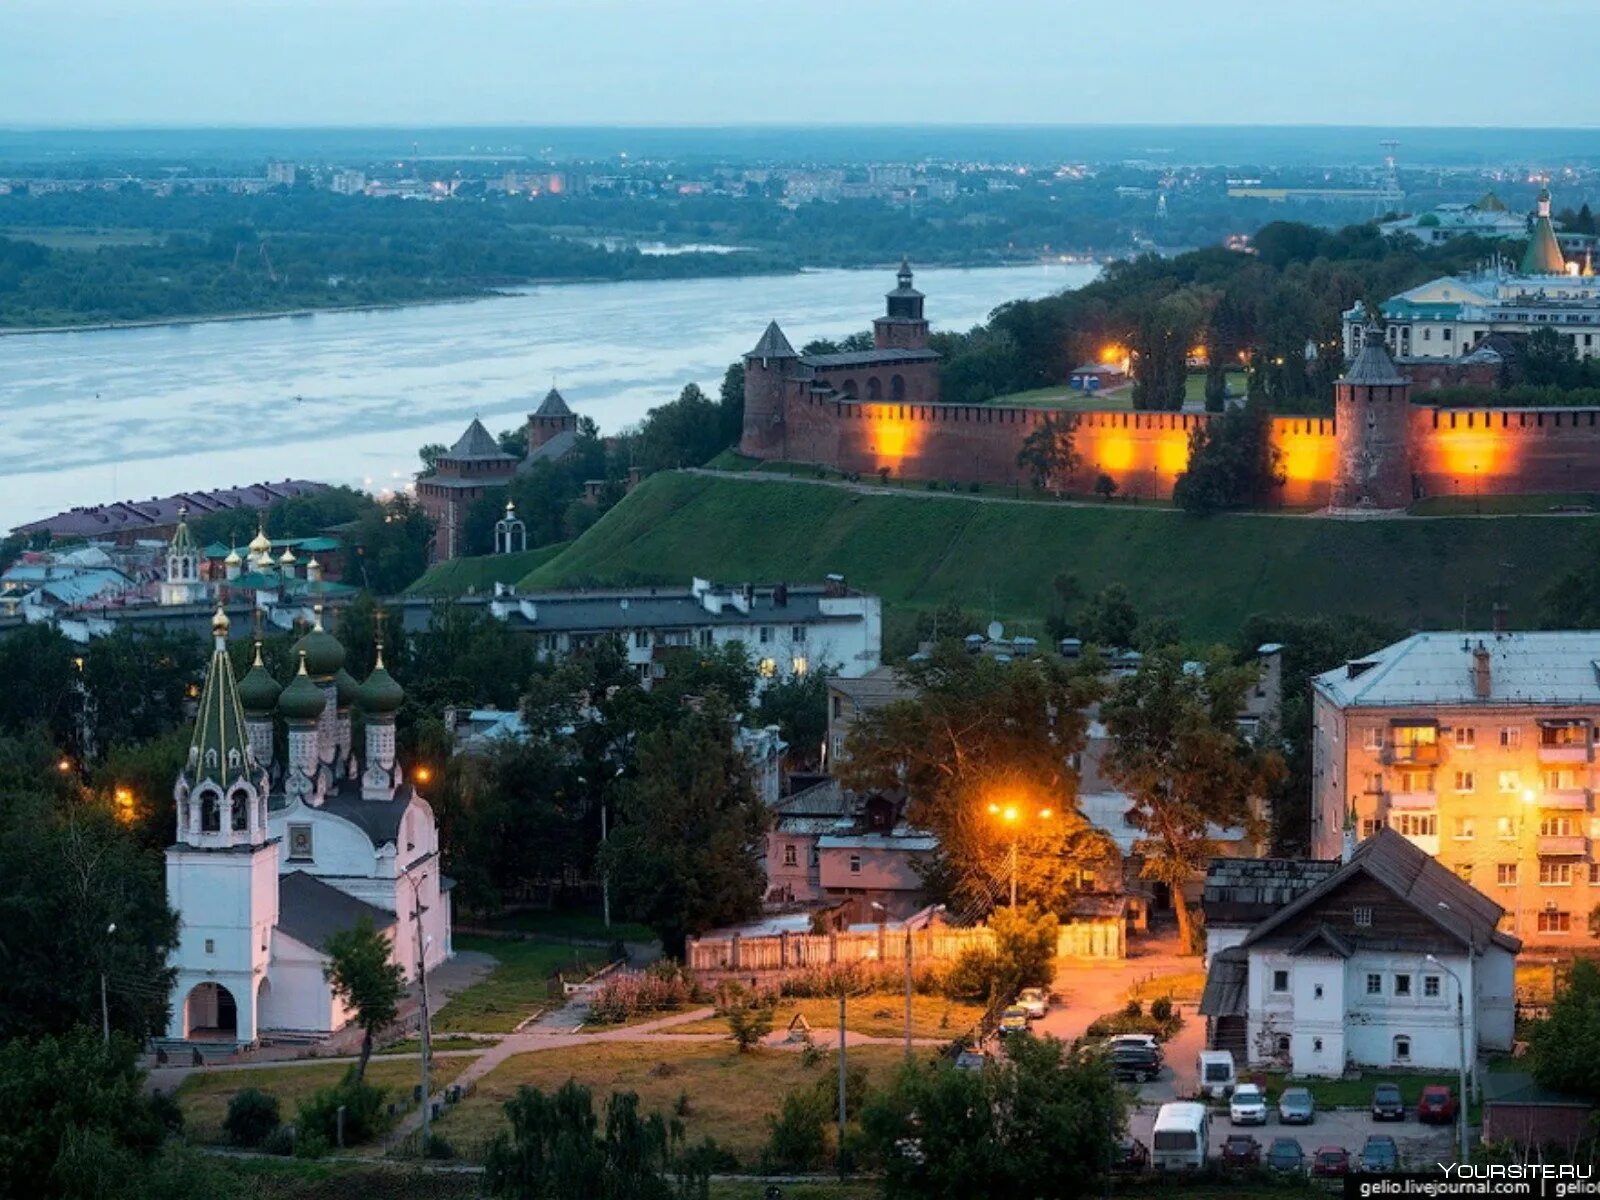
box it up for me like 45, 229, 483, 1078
523, 472, 1592, 641
405, 542, 568, 596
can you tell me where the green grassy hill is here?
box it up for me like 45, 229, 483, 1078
405, 542, 569, 597
522, 473, 1595, 641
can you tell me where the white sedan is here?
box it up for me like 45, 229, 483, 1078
1229, 1083, 1269, 1125
1016, 987, 1050, 1020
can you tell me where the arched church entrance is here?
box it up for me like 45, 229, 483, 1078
183, 981, 238, 1040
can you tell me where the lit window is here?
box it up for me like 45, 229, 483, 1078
1392, 813, 1437, 838
1272, 969, 1289, 993
1497, 816, 1516, 840
1498, 771, 1521, 794
1454, 816, 1475, 839
792, 656, 809, 676
1353, 906, 1373, 927
758, 658, 776, 678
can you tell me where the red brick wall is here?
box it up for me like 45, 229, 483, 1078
1413, 405, 1600, 498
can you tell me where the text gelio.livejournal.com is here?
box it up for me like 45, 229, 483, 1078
1347, 1166, 1600, 1198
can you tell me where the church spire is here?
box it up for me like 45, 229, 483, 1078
173, 606, 270, 847
1521, 187, 1566, 275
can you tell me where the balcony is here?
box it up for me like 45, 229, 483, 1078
1388, 792, 1438, 810
1537, 834, 1588, 857
1382, 744, 1442, 767
1539, 743, 1592, 765
1540, 789, 1592, 811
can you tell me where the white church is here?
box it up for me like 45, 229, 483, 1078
165, 605, 452, 1047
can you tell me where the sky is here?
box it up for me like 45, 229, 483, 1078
0, 0, 1589, 129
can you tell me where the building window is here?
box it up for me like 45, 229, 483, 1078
698, 629, 714, 649
1454, 771, 1475, 792
1456, 862, 1474, 883
1538, 910, 1573, 934
1275, 1034, 1291, 1055
1453, 815, 1475, 839
1394, 974, 1412, 997
783, 843, 797, 867
1391, 813, 1437, 838
633, 630, 649, 649
831, 695, 843, 719
1500, 727, 1521, 749
288, 824, 313, 861
204, 938, 215, 954
1272, 969, 1290, 993
1366, 973, 1382, 995
1361, 818, 1381, 839
809, 845, 819, 867
792, 656, 809, 676
791, 625, 807, 643
849, 854, 861, 875
1424, 975, 1441, 999
1543, 769, 1579, 792
758, 658, 777, 678
1313, 1037, 1324, 1053
1454, 726, 1475, 749
1365, 773, 1383, 794
1541, 724, 1586, 748
1498, 863, 1518, 886
1497, 816, 1516, 840
1498, 771, 1522, 794
1541, 815, 1575, 838
1397, 769, 1434, 793
759, 626, 773, 644
1394, 1035, 1412, 1063
1541, 861, 1573, 886
1590, 862, 1600, 886
1353, 906, 1373, 927
1361, 727, 1384, 751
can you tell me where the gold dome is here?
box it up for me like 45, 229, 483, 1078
211, 606, 231, 638
278, 547, 297, 565
247, 522, 272, 555
223, 545, 243, 566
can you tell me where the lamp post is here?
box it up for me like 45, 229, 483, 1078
579, 765, 626, 930
987, 801, 1053, 907
1426, 952, 1471, 1164
401, 872, 433, 1155
101, 922, 116, 1046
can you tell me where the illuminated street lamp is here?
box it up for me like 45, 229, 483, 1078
987, 800, 1053, 907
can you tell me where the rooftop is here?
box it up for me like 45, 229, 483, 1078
473, 580, 873, 634
1314, 631, 1600, 708
11, 480, 329, 538
277, 871, 396, 953
442, 418, 519, 464
1202, 856, 1341, 927
801, 348, 942, 368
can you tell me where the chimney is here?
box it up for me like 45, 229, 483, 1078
1492, 602, 1509, 634
1471, 641, 1491, 700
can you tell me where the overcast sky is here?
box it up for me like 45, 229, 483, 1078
0, 0, 1586, 128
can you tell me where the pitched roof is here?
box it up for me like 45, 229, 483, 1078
1313, 631, 1600, 708
1198, 946, 1247, 1017
186, 629, 256, 790
535, 388, 572, 417
319, 784, 415, 849
746, 321, 798, 361
277, 871, 395, 953
802, 348, 941, 368
1241, 826, 1519, 955
445, 418, 518, 462
1339, 329, 1410, 387
1522, 214, 1567, 275
1202, 856, 1341, 926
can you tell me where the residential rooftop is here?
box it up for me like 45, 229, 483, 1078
1314, 631, 1600, 709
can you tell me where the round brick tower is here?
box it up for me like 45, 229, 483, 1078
740, 321, 798, 459
1332, 322, 1414, 509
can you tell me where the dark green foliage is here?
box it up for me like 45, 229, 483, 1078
1428, 382, 1600, 408
860, 1033, 1125, 1200
1016, 411, 1078, 489
762, 1087, 831, 1172
223, 1087, 281, 1147
295, 1072, 390, 1146
1150, 996, 1174, 1023
322, 918, 405, 1083
636, 383, 728, 472
483, 1080, 711, 1200
188, 485, 375, 552
1530, 959, 1600, 1100
1173, 398, 1284, 514
756, 668, 830, 771
348, 493, 434, 594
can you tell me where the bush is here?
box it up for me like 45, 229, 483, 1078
588, 961, 704, 1025
1123, 1000, 1143, 1019
422, 1133, 456, 1160
926, 480, 940, 491
224, 1087, 281, 1148
944, 946, 1003, 1003
1085, 1007, 1183, 1042
294, 1073, 389, 1147
262, 1126, 297, 1157
762, 1088, 831, 1172
1150, 996, 1174, 1023
718, 981, 776, 1052
967, 481, 982, 494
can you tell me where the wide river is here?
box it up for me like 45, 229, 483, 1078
0, 262, 1097, 531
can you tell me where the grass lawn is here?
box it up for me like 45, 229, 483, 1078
1408, 492, 1600, 516
403, 542, 569, 597
1125, 971, 1209, 1004
432, 934, 608, 1034
994, 385, 1136, 411
174, 1057, 468, 1145
1254, 1069, 1456, 1110
709, 1186, 878, 1200
204, 1156, 483, 1199
525, 471, 1600, 643
376, 1035, 491, 1055
428, 1040, 913, 1165
660, 994, 986, 1041
481, 907, 656, 944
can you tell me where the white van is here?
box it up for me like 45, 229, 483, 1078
1151, 1101, 1210, 1171
1196, 1049, 1237, 1099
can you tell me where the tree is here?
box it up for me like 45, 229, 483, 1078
1172, 397, 1284, 514
323, 917, 405, 1082
82, 626, 207, 753
719, 981, 775, 1052
1100, 648, 1282, 951
756, 669, 831, 772
600, 696, 768, 956
1523, 325, 1580, 388
1529, 958, 1600, 1100
484, 1081, 711, 1200
860, 1033, 1124, 1200
717, 361, 746, 448
1077, 583, 1140, 651
1015, 412, 1078, 490
348, 494, 433, 593
636, 383, 726, 472
1093, 472, 1119, 502
839, 645, 1116, 913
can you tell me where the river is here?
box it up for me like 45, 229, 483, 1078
0, 262, 1098, 532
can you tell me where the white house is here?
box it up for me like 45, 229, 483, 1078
165, 606, 452, 1049
1200, 827, 1518, 1078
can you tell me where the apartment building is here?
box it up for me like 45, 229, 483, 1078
1312, 630, 1600, 946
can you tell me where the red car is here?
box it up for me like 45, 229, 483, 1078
1418, 1085, 1458, 1124
1311, 1146, 1351, 1178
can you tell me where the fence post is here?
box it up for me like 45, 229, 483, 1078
829, 932, 838, 965
780, 930, 789, 968
730, 933, 741, 972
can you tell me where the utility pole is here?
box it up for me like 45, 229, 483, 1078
409, 876, 433, 1155
101, 922, 116, 1046
1010, 838, 1019, 908
837, 991, 848, 1180
903, 930, 913, 1059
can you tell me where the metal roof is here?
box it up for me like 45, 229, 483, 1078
12, 480, 329, 539
444, 418, 518, 463
1198, 947, 1247, 1018
1202, 856, 1340, 926
535, 387, 572, 417
1314, 631, 1600, 709
746, 321, 798, 361
277, 870, 395, 953
1338, 331, 1410, 386
486, 584, 862, 634
801, 348, 941, 368
318, 784, 416, 849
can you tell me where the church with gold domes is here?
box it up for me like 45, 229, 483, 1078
164, 605, 451, 1048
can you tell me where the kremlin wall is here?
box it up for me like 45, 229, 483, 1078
740, 265, 1600, 510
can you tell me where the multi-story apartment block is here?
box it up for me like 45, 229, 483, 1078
1312, 630, 1600, 947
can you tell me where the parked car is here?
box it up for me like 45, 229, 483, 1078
1229, 1083, 1268, 1125
1277, 1086, 1315, 1125
1196, 1049, 1237, 1099
953, 1047, 988, 1072
1109, 1044, 1162, 1083
1265, 1137, 1306, 1175
1016, 987, 1050, 1020
1111, 1137, 1150, 1174
1220, 1134, 1262, 1168
1371, 1082, 1405, 1121
1360, 1135, 1400, 1173
1417, 1084, 1458, 1124
1310, 1146, 1351, 1178
1106, 1033, 1163, 1062
998, 1006, 1030, 1036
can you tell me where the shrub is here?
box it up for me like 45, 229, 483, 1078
718, 981, 776, 1052
926, 480, 940, 491
762, 1088, 831, 1172
295, 1073, 389, 1147
588, 961, 703, 1025
944, 947, 1003, 1003
1123, 1000, 1143, 1019
1150, 996, 1174, 1023
422, 1133, 456, 1161
224, 1087, 281, 1148
878, 468, 891, 484
262, 1126, 297, 1157
1085, 1007, 1183, 1042
967, 481, 982, 494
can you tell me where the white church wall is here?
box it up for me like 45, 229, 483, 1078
265, 932, 353, 1034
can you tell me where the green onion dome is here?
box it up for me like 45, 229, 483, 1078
359, 646, 405, 715
237, 641, 282, 716
292, 605, 345, 679
334, 668, 362, 709
277, 653, 328, 722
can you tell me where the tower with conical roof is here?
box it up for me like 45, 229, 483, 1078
292, 605, 346, 789
160, 504, 207, 607
278, 651, 327, 807
1332, 322, 1414, 509
238, 638, 282, 769
873, 259, 930, 351
740, 320, 799, 458
164, 607, 280, 1046
414, 417, 521, 562
360, 640, 406, 800
528, 386, 578, 451
1521, 189, 1567, 275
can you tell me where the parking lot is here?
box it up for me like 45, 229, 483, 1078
1124, 1101, 1458, 1170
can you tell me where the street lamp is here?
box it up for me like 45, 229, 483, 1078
101, 922, 116, 1045
987, 800, 1053, 907
578, 765, 626, 929
1426, 951, 1471, 1164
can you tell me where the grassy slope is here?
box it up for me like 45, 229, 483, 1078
523, 472, 1598, 642
403, 542, 568, 597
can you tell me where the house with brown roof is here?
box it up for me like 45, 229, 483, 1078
1200, 827, 1519, 1077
